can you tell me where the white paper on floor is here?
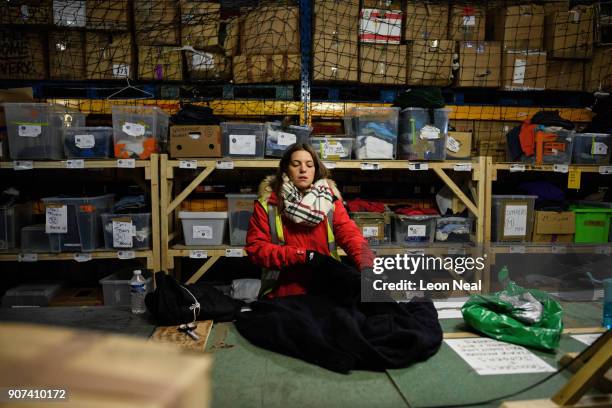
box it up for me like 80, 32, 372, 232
445, 338, 556, 375
570, 333, 602, 346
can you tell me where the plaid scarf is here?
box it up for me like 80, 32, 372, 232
280, 174, 334, 227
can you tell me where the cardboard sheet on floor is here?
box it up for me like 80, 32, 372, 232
150, 320, 213, 352
205, 322, 409, 408
386, 335, 597, 407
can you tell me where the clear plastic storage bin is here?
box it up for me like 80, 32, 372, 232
221, 123, 265, 158
265, 122, 312, 157
572, 133, 611, 165
393, 214, 438, 243
226, 194, 256, 246
310, 137, 353, 160
112, 106, 169, 159
350, 212, 389, 245
492, 195, 537, 242
347, 107, 399, 160
179, 211, 228, 245
20, 225, 52, 253
1, 283, 63, 307
41, 194, 114, 252
5, 103, 63, 160
398, 108, 450, 161
523, 129, 573, 165
0, 203, 31, 251
100, 213, 151, 249
435, 217, 472, 242
99, 270, 152, 307
64, 127, 114, 158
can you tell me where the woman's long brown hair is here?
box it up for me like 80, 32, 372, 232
272, 143, 330, 212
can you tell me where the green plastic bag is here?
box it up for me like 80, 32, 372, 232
461, 276, 563, 351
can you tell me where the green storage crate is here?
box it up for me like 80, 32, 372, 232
571, 206, 612, 243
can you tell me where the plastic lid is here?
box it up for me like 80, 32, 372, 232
178, 211, 228, 219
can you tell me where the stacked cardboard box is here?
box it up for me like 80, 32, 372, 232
404, 2, 448, 40
585, 47, 612, 92
53, 0, 86, 27
359, 2, 403, 44
532, 211, 575, 243
139, 46, 183, 81
134, 0, 180, 46
449, 3, 486, 41
49, 31, 85, 80
180, 0, 220, 50
233, 6, 300, 83
546, 60, 584, 91
457, 41, 502, 87
0, 30, 47, 80
359, 44, 407, 85
186, 50, 230, 81
545, 5, 594, 59
489, 4, 545, 50
86, 0, 129, 30
502, 51, 547, 90
407, 40, 453, 86
475, 121, 520, 161
313, 0, 359, 81
0, 0, 52, 24
86, 32, 133, 80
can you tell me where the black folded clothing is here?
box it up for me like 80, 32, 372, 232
171, 104, 220, 125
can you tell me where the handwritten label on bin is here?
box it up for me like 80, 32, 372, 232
361, 162, 380, 170
509, 245, 526, 254
45, 205, 68, 234
509, 164, 526, 172
13, 161, 34, 170
408, 163, 429, 171
73, 253, 92, 262
216, 160, 234, 170
553, 164, 569, 173
117, 159, 136, 168
112, 219, 135, 248
179, 160, 198, 169
189, 250, 208, 259
117, 250, 136, 259
599, 166, 612, 175
18, 253, 38, 262
65, 159, 85, 169
453, 163, 472, 172
225, 248, 243, 257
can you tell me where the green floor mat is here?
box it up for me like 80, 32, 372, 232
387, 335, 598, 408
205, 323, 409, 408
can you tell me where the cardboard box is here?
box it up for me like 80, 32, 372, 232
315, 0, 359, 37
407, 40, 453, 86
446, 131, 472, 159
457, 41, 502, 87
585, 46, 612, 92
546, 60, 584, 91
186, 51, 230, 81
543, 1, 570, 15
241, 7, 300, 56
0, 30, 47, 80
359, 8, 402, 44
0, 322, 212, 408
489, 4, 545, 50
53, 0, 86, 27
313, 33, 359, 81
86, 32, 133, 80
86, 0, 129, 30
138, 46, 183, 81
170, 125, 222, 158
501, 51, 546, 91
404, 2, 449, 40
180, 1, 220, 50
532, 210, 575, 242
49, 31, 85, 80
449, 3, 485, 41
134, 0, 179, 46
360, 44, 407, 84
0, 0, 51, 24
233, 54, 300, 83
545, 6, 594, 59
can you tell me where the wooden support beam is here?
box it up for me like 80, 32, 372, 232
150, 154, 161, 272
433, 167, 478, 216
186, 257, 221, 285
167, 166, 215, 215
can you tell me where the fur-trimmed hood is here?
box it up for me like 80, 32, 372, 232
257, 175, 343, 203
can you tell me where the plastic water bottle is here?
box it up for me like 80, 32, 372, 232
130, 270, 147, 314
604, 279, 612, 330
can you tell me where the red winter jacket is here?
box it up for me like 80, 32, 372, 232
245, 176, 374, 298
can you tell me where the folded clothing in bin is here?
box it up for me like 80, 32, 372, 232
265, 122, 312, 157
63, 127, 113, 158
